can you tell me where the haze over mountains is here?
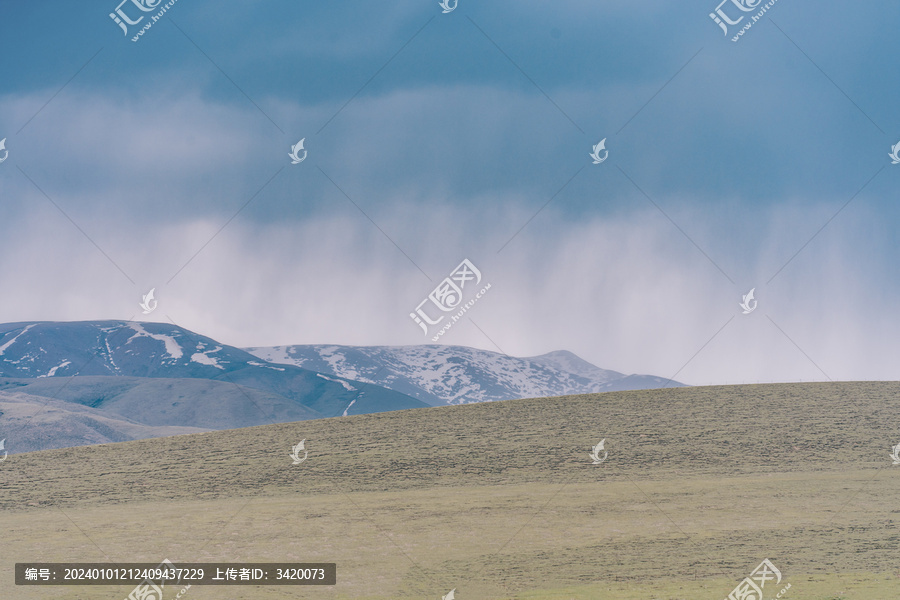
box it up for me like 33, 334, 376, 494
0, 321, 683, 453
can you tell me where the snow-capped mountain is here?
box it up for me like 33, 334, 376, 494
0, 320, 276, 379
0, 321, 427, 419
243, 344, 685, 406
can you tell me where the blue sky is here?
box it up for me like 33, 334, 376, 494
0, 0, 898, 385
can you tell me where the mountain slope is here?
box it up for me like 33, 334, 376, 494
0, 389, 210, 453
0, 376, 324, 429
244, 344, 684, 406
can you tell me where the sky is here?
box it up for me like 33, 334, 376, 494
0, 0, 898, 386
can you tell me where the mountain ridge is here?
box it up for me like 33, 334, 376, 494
244, 344, 685, 406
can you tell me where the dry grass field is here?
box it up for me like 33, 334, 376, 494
2, 381, 900, 599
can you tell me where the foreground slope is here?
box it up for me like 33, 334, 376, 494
2, 382, 899, 599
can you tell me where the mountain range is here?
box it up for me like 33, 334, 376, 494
0, 321, 683, 453
244, 345, 682, 406
0, 321, 424, 453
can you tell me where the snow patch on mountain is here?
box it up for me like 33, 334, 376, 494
248, 361, 285, 371
38, 360, 71, 378
104, 336, 121, 373
0, 324, 36, 356
316, 372, 356, 391
191, 348, 225, 369
126, 323, 183, 360
318, 346, 363, 381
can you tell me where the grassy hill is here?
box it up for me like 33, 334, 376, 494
2, 382, 900, 599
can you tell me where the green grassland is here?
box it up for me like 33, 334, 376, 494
2, 381, 900, 599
